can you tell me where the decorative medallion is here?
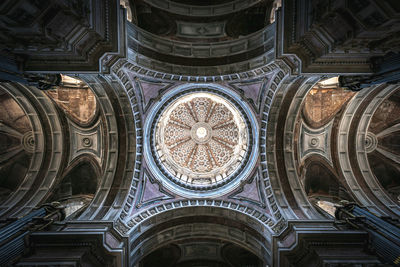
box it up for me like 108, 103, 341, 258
144, 84, 258, 197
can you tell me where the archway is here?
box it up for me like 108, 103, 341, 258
128, 206, 272, 266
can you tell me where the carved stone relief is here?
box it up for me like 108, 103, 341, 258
68, 119, 103, 165
299, 120, 333, 164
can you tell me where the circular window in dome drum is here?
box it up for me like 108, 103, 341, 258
144, 84, 258, 197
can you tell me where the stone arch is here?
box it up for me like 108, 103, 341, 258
336, 83, 400, 216
0, 82, 64, 218
73, 74, 139, 221
111, 60, 288, 245
127, 205, 272, 266
265, 75, 324, 220
265, 74, 381, 221
0, 76, 135, 221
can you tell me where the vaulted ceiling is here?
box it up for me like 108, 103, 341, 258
0, 0, 399, 266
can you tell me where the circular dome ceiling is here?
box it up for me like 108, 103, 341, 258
144, 84, 258, 197
156, 92, 248, 184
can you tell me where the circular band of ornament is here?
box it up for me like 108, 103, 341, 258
22, 131, 35, 153
365, 132, 378, 153
144, 84, 259, 198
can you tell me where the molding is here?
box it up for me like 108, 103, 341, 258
119, 59, 288, 83
119, 199, 276, 235
75, 75, 138, 221
129, 23, 274, 59
110, 66, 144, 224
141, 0, 264, 17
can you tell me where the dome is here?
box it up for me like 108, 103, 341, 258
155, 92, 248, 185
144, 84, 258, 197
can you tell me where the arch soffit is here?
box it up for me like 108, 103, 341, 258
73, 75, 138, 221
59, 154, 102, 187
131, 223, 270, 266
264, 77, 400, 221
265, 75, 328, 221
